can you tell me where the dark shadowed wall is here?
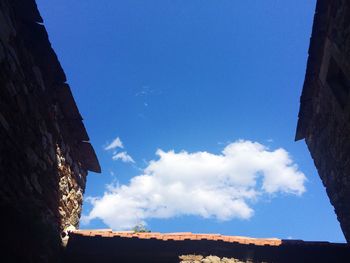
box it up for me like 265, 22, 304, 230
296, 0, 350, 243
0, 0, 100, 262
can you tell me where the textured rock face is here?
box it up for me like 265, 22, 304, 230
179, 254, 266, 263
57, 144, 87, 230
296, 0, 350, 242
0, 0, 99, 261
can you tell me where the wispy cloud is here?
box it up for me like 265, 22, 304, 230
105, 137, 123, 151
105, 137, 135, 164
112, 152, 135, 163
83, 140, 306, 230
135, 86, 153, 97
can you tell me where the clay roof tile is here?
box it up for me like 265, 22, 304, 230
72, 230, 283, 246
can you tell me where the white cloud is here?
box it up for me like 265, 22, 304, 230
112, 152, 135, 163
82, 140, 306, 230
105, 137, 123, 151
104, 137, 135, 164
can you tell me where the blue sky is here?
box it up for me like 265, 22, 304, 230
36, 0, 345, 242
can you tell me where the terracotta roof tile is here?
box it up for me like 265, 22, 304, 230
72, 230, 282, 246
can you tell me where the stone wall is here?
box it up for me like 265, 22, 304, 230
296, 0, 350, 243
179, 255, 264, 263
0, 0, 100, 262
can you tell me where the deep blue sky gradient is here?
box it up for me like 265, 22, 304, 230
36, 0, 345, 242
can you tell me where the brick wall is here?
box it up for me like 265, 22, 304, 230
0, 0, 100, 261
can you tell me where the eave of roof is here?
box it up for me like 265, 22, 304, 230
295, 0, 331, 141
71, 229, 348, 248
71, 230, 281, 246
13, 0, 101, 173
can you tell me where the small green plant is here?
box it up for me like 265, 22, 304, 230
132, 223, 151, 233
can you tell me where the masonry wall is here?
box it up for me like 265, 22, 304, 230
296, 0, 350, 243
0, 0, 99, 262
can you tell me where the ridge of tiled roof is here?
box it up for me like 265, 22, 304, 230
71, 229, 282, 246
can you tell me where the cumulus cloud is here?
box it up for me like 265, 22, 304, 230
82, 140, 306, 230
105, 137, 123, 151
112, 152, 135, 163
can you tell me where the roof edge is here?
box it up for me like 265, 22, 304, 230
295, 0, 332, 141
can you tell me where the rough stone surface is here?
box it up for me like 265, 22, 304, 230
296, 0, 350, 243
0, 0, 99, 262
179, 255, 263, 263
